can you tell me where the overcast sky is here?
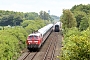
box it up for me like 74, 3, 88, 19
0, 0, 90, 16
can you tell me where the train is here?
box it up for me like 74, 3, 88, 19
26, 24, 53, 50
54, 22, 61, 32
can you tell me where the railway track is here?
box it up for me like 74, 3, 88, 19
17, 52, 38, 60
17, 32, 61, 60
42, 32, 58, 60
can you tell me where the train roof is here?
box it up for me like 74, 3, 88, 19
38, 24, 53, 36
28, 33, 41, 36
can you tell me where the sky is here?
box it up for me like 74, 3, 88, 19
0, 0, 90, 16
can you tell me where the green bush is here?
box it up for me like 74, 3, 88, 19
0, 27, 28, 60
0, 31, 19, 60
60, 28, 90, 60
0, 20, 47, 60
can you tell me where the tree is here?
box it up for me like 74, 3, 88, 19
79, 16, 89, 31
0, 14, 23, 26
39, 11, 50, 20
71, 4, 90, 14
60, 9, 77, 30
0, 15, 14, 26
73, 11, 86, 28
24, 12, 38, 20
70, 4, 90, 29
13, 16, 23, 26
87, 15, 90, 30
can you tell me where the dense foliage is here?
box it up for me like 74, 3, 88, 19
0, 19, 46, 60
0, 27, 28, 60
60, 28, 90, 60
23, 20, 47, 34
71, 4, 90, 31
59, 4, 90, 60
0, 10, 54, 26
0, 9, 54, 60
0, 14, 23, 26
60, 9, 77, 29
39, 11, 50, 20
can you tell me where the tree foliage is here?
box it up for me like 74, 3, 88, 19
0, 19, 46, 60
59, 4, 90, 60
60, 9, 77, 30
70, 4, 90, 31
79, 16, 89, 31
60, 28, 90, 60
24, 12, 38, 20
0, 11, 23, 26
73, 11, 86, 28
24, 20, 46, 34
39, 10, 53, 22
39, 11, 49, 20
0, 10, 53, 60
0, 10, 54, 26
71, 4, 90, 14
0, 28, 28, 60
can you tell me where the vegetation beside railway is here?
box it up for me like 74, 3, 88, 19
1, 3, 90, 60
59, 4, 90, 60
0, 20, 47, 60
0, 10, 52, 60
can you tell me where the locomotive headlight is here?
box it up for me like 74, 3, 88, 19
34, 41, 38, 42
28, 41, 32, 43
34, 41, 38, 44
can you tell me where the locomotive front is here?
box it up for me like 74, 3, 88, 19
26, 33, 42, 49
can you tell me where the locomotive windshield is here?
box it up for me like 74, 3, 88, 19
29, 36, 33, 39
29, 35, 39, 40
34, 36, 38, 39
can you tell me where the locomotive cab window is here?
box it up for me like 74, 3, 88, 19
34, 36, 38, 39
29, 36, 33, 39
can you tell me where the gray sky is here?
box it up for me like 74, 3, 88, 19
0, 0, 90, 16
